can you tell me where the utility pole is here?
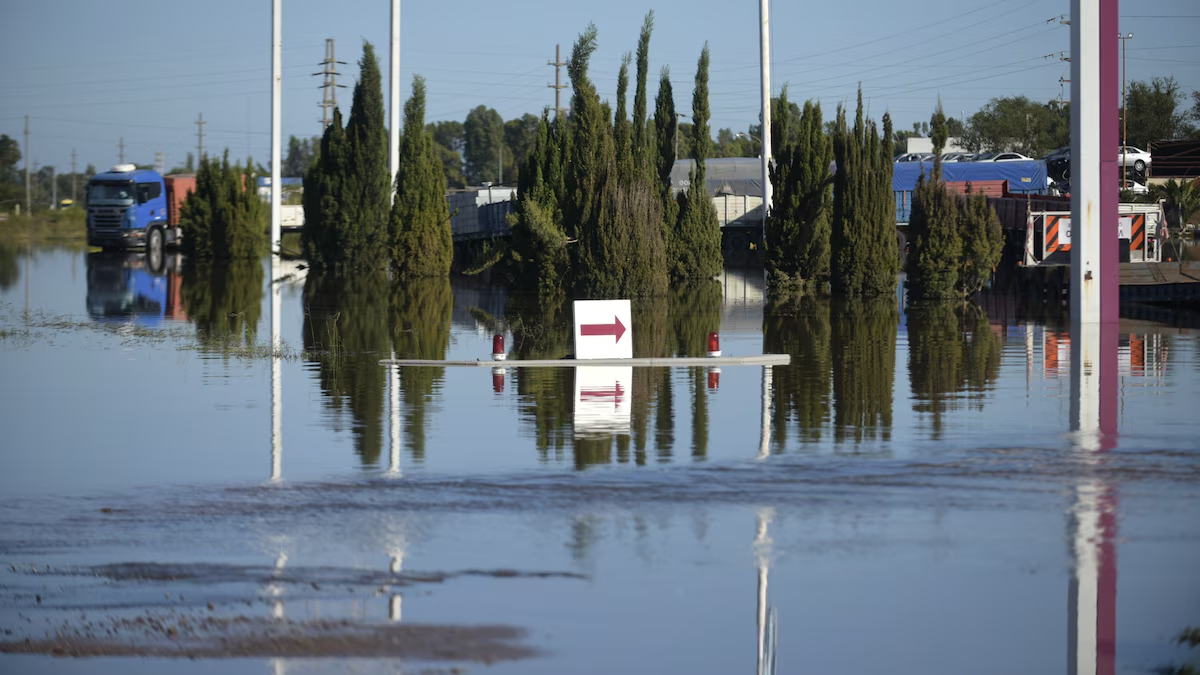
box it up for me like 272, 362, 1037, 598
548, 44, 568, 120
314, 39, 346, 131
155, 150, 164, 174
196, 113, 206, 159
1119, 32, 1133, 180
24, 115, 30, 216
118, 138, 125, 164
389, 0, 400, 206
271, 0, 281, 256
71, 149, 77, 204
675, 112, 688, 162
758, 0, 773, 245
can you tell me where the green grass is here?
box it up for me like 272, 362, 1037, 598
0, 210, 89, 248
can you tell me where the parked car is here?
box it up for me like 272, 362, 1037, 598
1119, 146, 1151, 173
1042, 146, 1070, 162
1120, 178, 1149, 195
894, 152, 935, 163
975, 151, 1033, 162
941, 152, 967, 162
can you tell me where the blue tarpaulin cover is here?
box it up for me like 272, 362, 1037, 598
891, 160, 1048, 193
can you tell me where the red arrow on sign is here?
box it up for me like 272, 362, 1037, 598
580, 382, 625, 406
580, 315, 626, 343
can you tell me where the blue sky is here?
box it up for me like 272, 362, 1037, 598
1, 0, 1197, 173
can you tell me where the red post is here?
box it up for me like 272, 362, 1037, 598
706, 332, 721, 357
492, 334, 506, 361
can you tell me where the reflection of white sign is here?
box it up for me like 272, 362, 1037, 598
573, 299, 633, 360
1118, 217, 1132, 239
574, 366, 632, 439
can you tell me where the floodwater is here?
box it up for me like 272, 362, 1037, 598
1, 247, 1199, 674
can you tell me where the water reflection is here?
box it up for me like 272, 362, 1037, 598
0, 245, 20, 291
906, 303, 1002, 438
831, 297, 898, 445
389, 277, 453, 462
302, 270, 391, 465
86, 250, 188, 325
763, 295, 832, 450
182, 257, 263, 346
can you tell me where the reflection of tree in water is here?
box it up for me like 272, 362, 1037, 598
0, 245, 19, 291
302, 269, 390, 466
831, 297, 898, 444
505, 283, 721, 468
389, 277, 452, 462
763, 295, 832, 450
506, 293, 573, 462
670, 282, 722, 460
907, 302, 1002, 438
181, 259, 263, 348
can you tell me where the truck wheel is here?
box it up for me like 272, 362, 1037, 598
147, 228, 164, 273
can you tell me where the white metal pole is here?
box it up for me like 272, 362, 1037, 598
389, 0, 401, 204
270, 257, 282, 482
1070, 0, 1106, 324
270, 0, 282, 255
758, 0, 773, 244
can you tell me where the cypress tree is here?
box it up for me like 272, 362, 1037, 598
302, 108, 349, 268
670, 44, 723, 282
631, 12, 654, 173
341, 41, 390, 266
958, 186, 1004, 298
566, 23, 667, 298
653, 66, 677, 186
907, 102, 962, 300
767, 89, 832, 293
507, 112, 570, 297
615, 53, 634, 181
389, 75, 452, 278
831, 88, 898, 296
179, 150, 268, 260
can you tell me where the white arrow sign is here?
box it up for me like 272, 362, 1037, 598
573, 300, 633, 360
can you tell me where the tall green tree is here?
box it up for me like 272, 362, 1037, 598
957, 187, 1003, 298
961, 96, 1070, 156
179, 150, 268, 260
507, 110, 571, 297
767, 89, 833, 293
464, 105, 505, 185
566, 23, 667, 297
389, 75, 452, 278
669, 44, 723, 282
831, 88, 898, 296
284, 135, 318, 176
302, 108, 349, 267
653, 66, 678, 185
907, 102, 962, 300
504, 114, 541, 183
341, 40, 391, 264
631, 12, 655, 173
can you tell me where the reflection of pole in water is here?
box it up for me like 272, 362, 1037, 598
388, 353, 402, 476
1067, 318, 1119, 675
389, 551, 404, 622
270, 257, 282, 482
755, 507, 777, 675
758, 366, 773, 460
268, 549, 287, 675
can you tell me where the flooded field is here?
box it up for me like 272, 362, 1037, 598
1, 247, 1199, 674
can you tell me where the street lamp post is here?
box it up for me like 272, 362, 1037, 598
1119, 32, 1133, 183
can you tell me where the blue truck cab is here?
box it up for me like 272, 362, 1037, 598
86, 164, 178, 251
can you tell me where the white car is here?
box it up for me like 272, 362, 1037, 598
1119, 146, 1151, 173
975, 151, 1033, 162
1120, 179, 1149, 195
